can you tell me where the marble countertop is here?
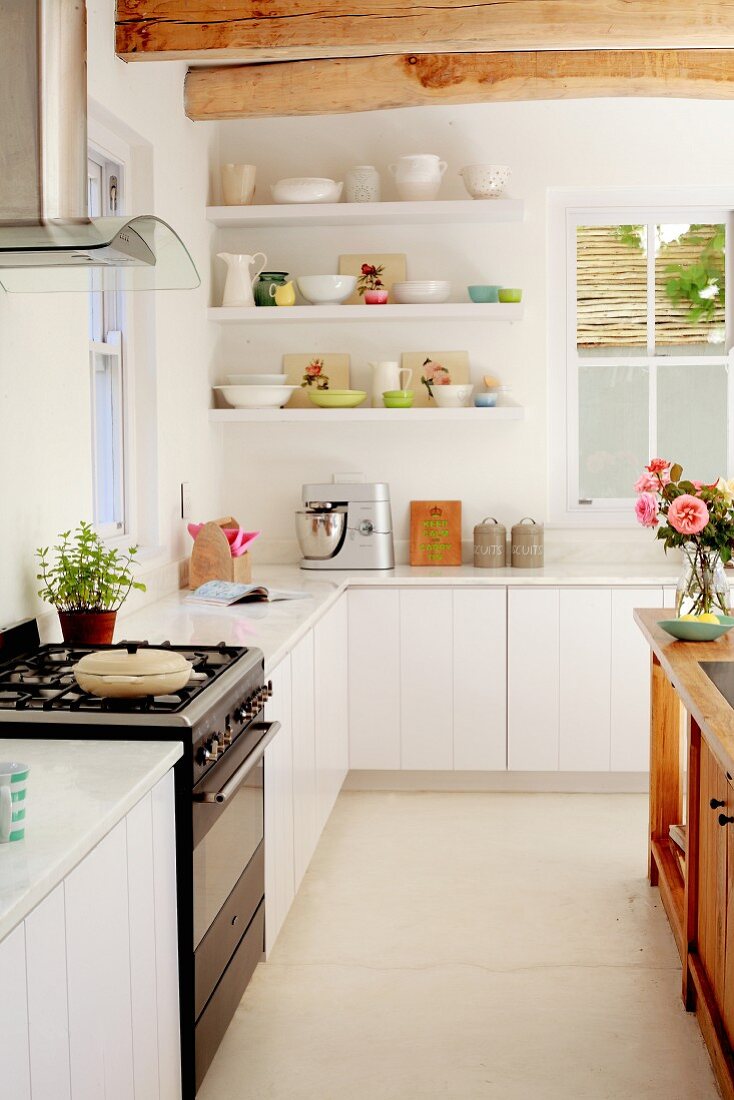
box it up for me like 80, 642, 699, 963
111, 562, 683, 673
0, 739, 182, 940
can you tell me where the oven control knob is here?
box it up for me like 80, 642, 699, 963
234, 704, 246, 722
267, 680, 273, 698
196, 743, 212, 766
208, 736, 222, 762
222, 723, 233, 748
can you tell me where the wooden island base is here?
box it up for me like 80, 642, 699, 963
638, 609, 734, 1099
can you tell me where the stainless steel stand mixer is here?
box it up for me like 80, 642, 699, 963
295, 483, 395, 570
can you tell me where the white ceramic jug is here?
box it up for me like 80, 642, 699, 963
369, 362, 412, 406
388, 154, 447, 201
217, 252, 267, 307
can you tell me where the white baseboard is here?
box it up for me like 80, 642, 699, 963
343, 770, 649, 794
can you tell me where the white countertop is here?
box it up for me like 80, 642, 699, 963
115, 562, 681, 673
0, 739, 182, 940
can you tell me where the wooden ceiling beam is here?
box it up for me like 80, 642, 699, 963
116, 2, 734, 63
185, 49, 734, 121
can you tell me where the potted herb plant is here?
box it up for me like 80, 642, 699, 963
36, 522, 146, 644
357, 262, 388, 305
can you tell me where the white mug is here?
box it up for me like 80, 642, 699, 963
0, 761, 29, 842
221, 164, 257, 206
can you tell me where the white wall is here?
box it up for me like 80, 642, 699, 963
0, 0, 221, 627
213, 98, 734, 562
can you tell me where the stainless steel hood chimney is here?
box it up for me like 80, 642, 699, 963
0, 0, 200, 292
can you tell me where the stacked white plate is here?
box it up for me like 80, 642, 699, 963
392, 280, 451, 304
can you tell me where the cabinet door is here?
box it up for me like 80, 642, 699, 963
0, 923, 31, 1099
400, 589, 453, 769
65, 821, 134, 1100
348, 588, 401, 769
508, 588, 560, 770
291, 630, 318, 889
25, 885, 71, 1100
453, 588, 507, 770
151, 771, 181, 1100
265, 659, 295, 956
559, 588, 612, 771
314, 597, 349, 830
699, 737, 727, 1004
610, 587, 663, 771
126, 791, 160, 1100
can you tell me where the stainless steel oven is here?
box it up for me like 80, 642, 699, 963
192, 720, 279, 1091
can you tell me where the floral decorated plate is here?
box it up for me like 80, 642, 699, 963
658, 615, 734, 642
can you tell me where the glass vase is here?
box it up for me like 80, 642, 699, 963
675, 542, 730, 616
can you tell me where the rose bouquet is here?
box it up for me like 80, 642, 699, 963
634, 459, 734, 615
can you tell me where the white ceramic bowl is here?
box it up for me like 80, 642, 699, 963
271, 178, 343, 204
297, 275, 357, 305
432, 383, 474, 408
459, 164, 511, 200
392, 281, 451, 304
214, 385, 298, 409
226, 374, 288, 386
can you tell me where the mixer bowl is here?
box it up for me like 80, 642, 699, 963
295, 511, 346, 560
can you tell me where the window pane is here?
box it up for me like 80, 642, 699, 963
91, 348, 123, 529
655, 223, 725, 355
577, 225, 647, 357
579, 364, 649, 499
657, 362, 727, 483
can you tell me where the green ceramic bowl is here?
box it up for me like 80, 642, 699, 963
498, 287, 523, 303
308, 389, 367, 409
383, 390, 414, 409
658, 615, 734, 642
468, 285, 500, 303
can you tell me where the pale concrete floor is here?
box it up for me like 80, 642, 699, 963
199, 792, 719, 1100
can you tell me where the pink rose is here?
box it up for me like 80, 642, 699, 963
646, 458, 670, 474
634, 473, 659, 493
433, 369, 451, 385
634, 493, 658, 528
668, 494, 710, 535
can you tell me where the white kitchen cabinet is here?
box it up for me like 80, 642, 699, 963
508, 588, 560, 770
348, 588, 401, 769
0, 922, 31, 1099
265, 659, 295, 955
291, 630, 318, 888
314, 598, 349, 830
150, 770, 182, 1100
126, 792, 160, 1100
610, 587, 664, 771
25, 886, 71, 1100
559, 589, 612, 771
400, 589, 454, 769
65, 821, 135, 1100
453, 588, 507, 770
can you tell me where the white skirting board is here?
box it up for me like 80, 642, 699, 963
342, 770, 649, 794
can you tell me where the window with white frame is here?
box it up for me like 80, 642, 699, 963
88, 149, 126, 537
557, 203, 732, 521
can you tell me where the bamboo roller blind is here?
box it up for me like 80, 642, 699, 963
576, 224, 725, 349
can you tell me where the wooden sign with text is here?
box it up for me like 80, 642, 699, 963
410, 501, 462, 566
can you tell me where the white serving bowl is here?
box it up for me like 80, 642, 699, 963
432, 383, 474, 408
392, 281, 450, 304
226, 374, 288, 386
297, 274, 357, 305
214, 384, 298, 409
459, 164, 511, 200
271, 178, 343, 204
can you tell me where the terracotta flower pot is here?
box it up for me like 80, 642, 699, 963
364, 289, 388, 305
58, 610, 117, 646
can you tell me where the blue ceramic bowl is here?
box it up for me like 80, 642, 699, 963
658, 615, 734, 642
468, 285, 500, 303
474, 392, 498, 407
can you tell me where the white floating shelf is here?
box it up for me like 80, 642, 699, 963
209, 406, 524, 423
208, 303, 523, 324
207, 198, 524, 229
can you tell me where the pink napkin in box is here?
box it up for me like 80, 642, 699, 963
187, 523, 260, 558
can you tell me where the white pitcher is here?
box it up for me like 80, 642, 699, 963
369, 362, 412, 406
388, 154, 447, 201
217, 252, 267, 307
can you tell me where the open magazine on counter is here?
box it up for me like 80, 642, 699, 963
186, 581, 309, 606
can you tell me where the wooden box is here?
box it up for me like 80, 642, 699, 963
410, 501, 462, 566
189, 516, 253, 589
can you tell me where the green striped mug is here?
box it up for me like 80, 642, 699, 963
0, 762, 29, 842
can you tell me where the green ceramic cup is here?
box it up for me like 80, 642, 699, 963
254, 271, 289, 307
383, 390, 414, 408
0, 761, 29, 842
468, 285, 500, 303
498, 287, 523, 303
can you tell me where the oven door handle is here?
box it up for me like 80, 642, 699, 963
193, 721, 280, 804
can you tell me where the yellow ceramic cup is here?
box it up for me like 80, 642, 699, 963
275, 281, 296, 306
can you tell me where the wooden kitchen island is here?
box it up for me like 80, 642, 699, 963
636, 608, 734, 1098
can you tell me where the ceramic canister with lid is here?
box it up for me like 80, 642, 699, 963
511, 517, 544, 569
473, 517, 506, 568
